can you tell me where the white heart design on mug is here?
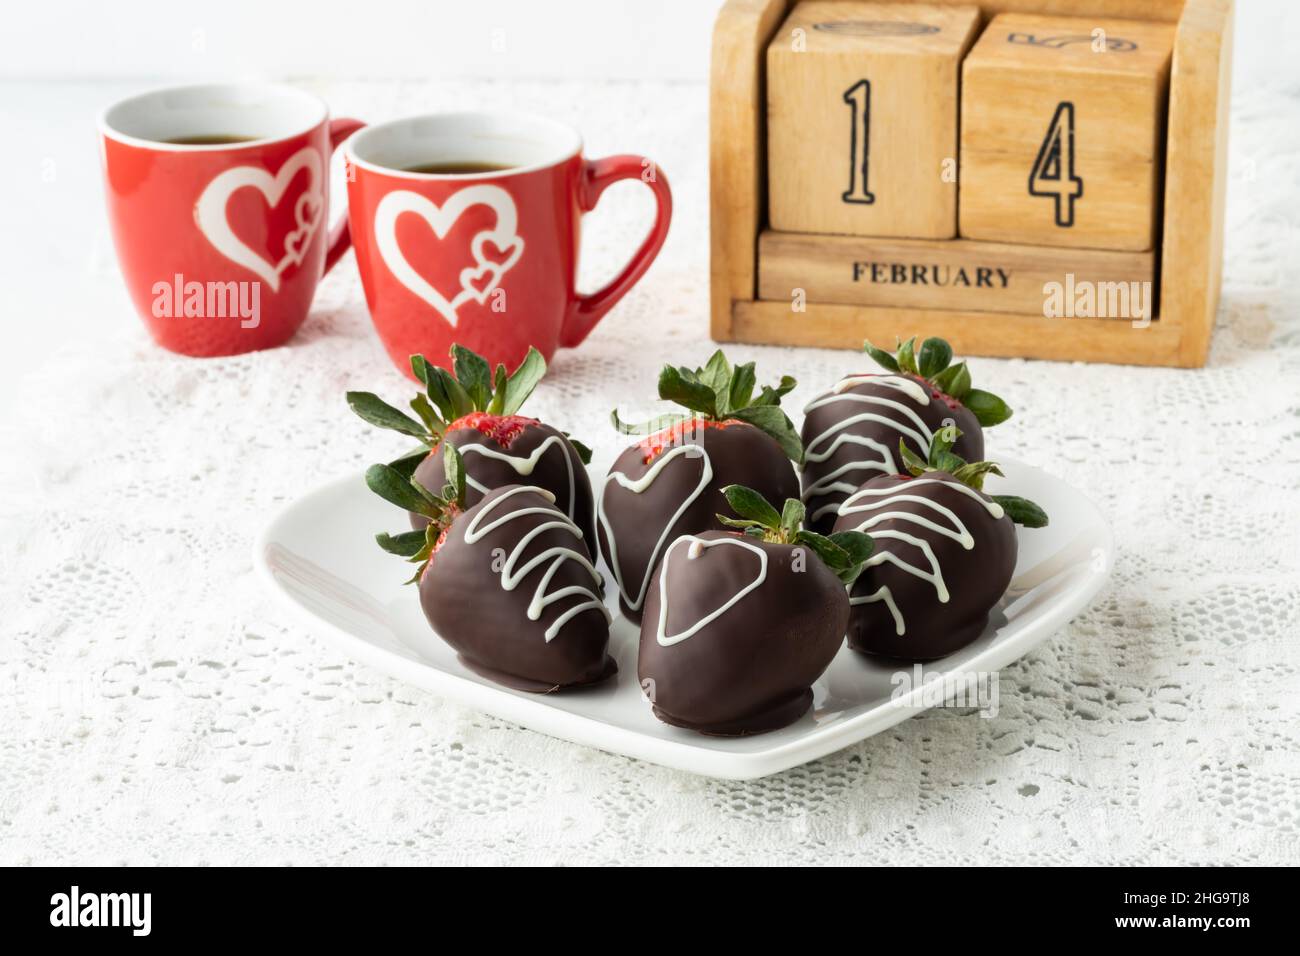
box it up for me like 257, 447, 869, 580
458, 262, 504, 301
195, 145, 325, 292
373, 186, 526, 327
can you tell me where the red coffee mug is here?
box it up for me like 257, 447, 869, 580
345, 112, 672, 376
99, 83, 364, 356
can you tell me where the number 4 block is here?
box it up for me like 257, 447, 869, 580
767, 1, 980, 239
959, 13, 1176, 252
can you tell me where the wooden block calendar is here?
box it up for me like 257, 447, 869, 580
766, 2, 980, 239
959, 13, 1176, 251
710, 0, 1235, 368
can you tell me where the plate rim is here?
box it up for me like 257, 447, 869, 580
253, 460, 1113, 780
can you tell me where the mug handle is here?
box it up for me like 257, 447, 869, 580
559, 155, 673, 348
324, 118, 366, 275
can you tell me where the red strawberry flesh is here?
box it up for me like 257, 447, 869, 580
445, 411, 538, 448
637, 418, 742, 464
419, 502, 463, 579
924, 382, 963, 412
419, 413, 537, 575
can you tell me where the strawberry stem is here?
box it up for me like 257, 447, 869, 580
367, 444, 471, 583
612, 350, 804, 463
896, 433, 1048, 528
863, 335, 1012, 427
716, 484, 874, 584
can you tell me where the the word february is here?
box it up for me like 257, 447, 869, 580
852, 261, 1012, 289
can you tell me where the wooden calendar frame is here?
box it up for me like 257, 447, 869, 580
708, 0, 1234, 367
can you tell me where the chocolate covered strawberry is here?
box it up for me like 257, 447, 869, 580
596, 351, 803, 624
348, 343, 596, 544
801, 336, 1013, 534
831, 428, 1047, 661
368, 445, 615, 693
639, 486, 873, 735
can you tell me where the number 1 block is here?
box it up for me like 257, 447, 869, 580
959, 13, 1176, 251
767, 2, 980, 239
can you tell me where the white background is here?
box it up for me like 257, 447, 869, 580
2, 0, 1296, 87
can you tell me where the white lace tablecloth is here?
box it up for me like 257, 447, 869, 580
3, 78, 1298, 866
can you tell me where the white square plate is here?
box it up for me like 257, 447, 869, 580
254, 460, 1111, 779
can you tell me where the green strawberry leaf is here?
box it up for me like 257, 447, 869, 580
708, 484, 878, 584
387, 446, 431, 480
728, 362, 757, 413
417, 365, 456, 423
896, 337, 920, 375
780, 497, 805, 538
795, 529, 872, 584
952, 460, 1004, 490
698, 349, 731, 393
721, 484, 783, 529
932, 450, 967, 474
487, 364, 508, 415
860, 336, 1011, 430
754, 375, 796, 407
431, 367, 475, 420
409, 354, 436, 388
716, 514, 767, 533
500, 347, 547, 416
991, 495, 1049, 528
405, 355, 464, 427
703, 352, 735, 417
964, 388, 1013, 427
567, 436, 593, 466
929, 423, 962, 462
375, 529, 428, 557
347, 391, 430, 440
451, 344, 492, 410
659, 365, 719, 418
917, 337, 953, 378
650, 351, 796, 424
887, 431, 1043, 524
931, 361, 972, 400
366, 463, 441, 518
730, 404, 804, 464
792, 528, 850, 566
410, 476, 443, 507
899, 439, 929, 476
863, 338, 901, 373
405, 529, 437, 566
442, 443, 466, 507
408, 392, 445, 437
828, 530, 875, 565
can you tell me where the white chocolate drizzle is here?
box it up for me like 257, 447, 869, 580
850, 585, 904, 635
463, 485, 610, 642
801, 375, 935, 523
459, 434, 577, 523
596, 443, 714, 611
838, 478, 1003, 636
655, 534, 768, 646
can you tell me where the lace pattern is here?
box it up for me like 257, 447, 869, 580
1, 78, 1297, 864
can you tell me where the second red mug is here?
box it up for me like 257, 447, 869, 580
344, 112, 673, 376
